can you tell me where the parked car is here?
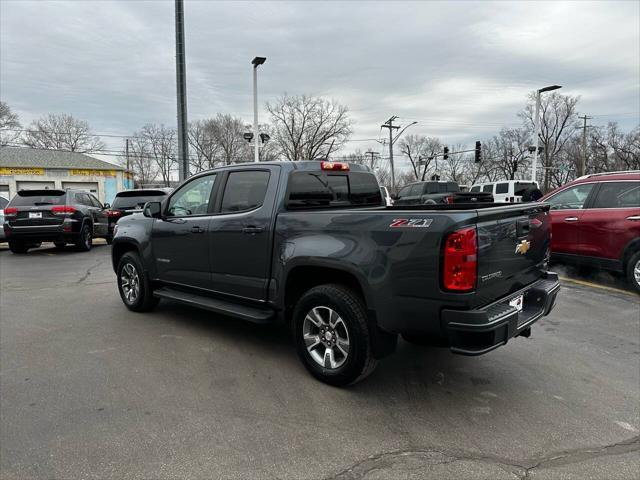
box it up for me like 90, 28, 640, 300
394, 181, 493, 205
541, 171, 640, 292
106, 188, 171, 243
0, 196, 8, 242
380, 186, 393, 206
3, 189, 111, 253
471, 180, 541, 203
111, 160, 559, 386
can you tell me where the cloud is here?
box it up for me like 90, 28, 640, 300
1, 0, 638, 164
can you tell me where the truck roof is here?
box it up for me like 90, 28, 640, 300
191, 160, 372, 176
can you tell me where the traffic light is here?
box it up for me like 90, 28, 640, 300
443, 146, 449, 160
475, 141, 482, 163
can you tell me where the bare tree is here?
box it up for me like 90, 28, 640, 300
22, 113, 105, 153
210, 114, 249, 165
0, 101, 21, 146
138, 124, 176, 187
267, 94, 352, 161
121, 136, 158, 187
607, 122, 640, 170
520, 92, 580, 192
487, 128, 531, 181
188, 119, 220, 173
398, 134, 441, 181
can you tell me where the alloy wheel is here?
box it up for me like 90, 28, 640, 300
634, 259, 640, 286
302, 306, 350, 369
120, 263, 140, 304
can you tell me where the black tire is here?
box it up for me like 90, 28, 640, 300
626, 251, 640, 294
8, 241, 28, 254
293, 284, 377, 387
75, 223, 92, 252
54, 241, 66, 249
116, 251, 159, 312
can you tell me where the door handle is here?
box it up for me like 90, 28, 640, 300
626, 215, 640, 221
564, 217, 579, 222
190, 226, 205, 234
242, 226, 264, 234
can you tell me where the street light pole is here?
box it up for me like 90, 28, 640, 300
251, 57, 266, 163
531, 85, 562, 183
175, 0, 189, 181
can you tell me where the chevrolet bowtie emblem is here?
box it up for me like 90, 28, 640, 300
515, 239, 531, 255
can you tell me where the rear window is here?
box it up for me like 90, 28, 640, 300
10, 190, 66, 206
113, 190, 168, 209
470, 185, 481, 192
287, 171, 382, 209
482, 184, 493, 193
514, 182, 537, 196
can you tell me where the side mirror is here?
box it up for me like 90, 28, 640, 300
103, 203, 110, 209
143, 201, 162, 219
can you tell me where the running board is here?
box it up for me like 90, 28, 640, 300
153, 287, 275, 324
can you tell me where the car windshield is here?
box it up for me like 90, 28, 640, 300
112, 191, 167, 209
9, 191, 66, 206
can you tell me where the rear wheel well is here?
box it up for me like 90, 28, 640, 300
284, 266, 366, 322
621, 238, 640, 269
112, 242, 139, 272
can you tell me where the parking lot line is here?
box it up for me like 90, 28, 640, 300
559, 276, 636, 297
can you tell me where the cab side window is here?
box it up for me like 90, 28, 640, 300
89, 195, 102, 208
547, 183, 594, 210
221, 171, 270, 213
167, 174, 216, 217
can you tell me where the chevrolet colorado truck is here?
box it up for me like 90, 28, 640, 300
111, 161, 560, 386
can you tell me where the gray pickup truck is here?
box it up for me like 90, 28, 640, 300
111, 161, 560, 386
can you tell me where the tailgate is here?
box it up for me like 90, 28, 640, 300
474, 203, 550, 303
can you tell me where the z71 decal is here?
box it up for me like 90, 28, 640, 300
389, 218, 433, 228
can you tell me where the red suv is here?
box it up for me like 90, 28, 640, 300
541, 171, 640, 292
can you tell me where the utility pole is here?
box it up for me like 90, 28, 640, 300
175, 0, 189, 182
125, 138, 130, 188
578, 115, 592, 177
381, 116, 400, 193
365, 150, 378, 170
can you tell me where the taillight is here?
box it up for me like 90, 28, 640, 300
51, 206, 76, 215
321, 161, 349, 171
445, 196, 455, 204
443, 227, 477, 292
107, 210, 122, 218
4, 207, 17, 217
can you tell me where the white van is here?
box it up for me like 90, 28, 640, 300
470, 180, 539, 203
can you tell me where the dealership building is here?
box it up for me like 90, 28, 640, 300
0, 146, 133, 203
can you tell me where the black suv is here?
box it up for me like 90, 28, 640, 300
4, 189, 110, 253
106, 189, 171, 243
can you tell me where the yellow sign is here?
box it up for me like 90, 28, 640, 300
0, 167, 45, 175
70, 169, 117, 177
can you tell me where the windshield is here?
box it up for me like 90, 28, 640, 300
9, 191, 66, 206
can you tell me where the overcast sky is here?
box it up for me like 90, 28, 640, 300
1, 0, 639, 164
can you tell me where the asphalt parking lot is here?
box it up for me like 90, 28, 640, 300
1, 243, 638, 479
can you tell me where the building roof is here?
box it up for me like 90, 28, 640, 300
0, 146, 124, 170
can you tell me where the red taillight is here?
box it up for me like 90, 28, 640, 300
107, 210, 122, 217
443, 227, 477, 292
445, 196, 455, 204
3, 207, 17, 216
321, 161, 349, 171
51, 206, 76, 215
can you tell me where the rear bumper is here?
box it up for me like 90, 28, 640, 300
442, 272, 560, 355
4, 220, 80, 243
